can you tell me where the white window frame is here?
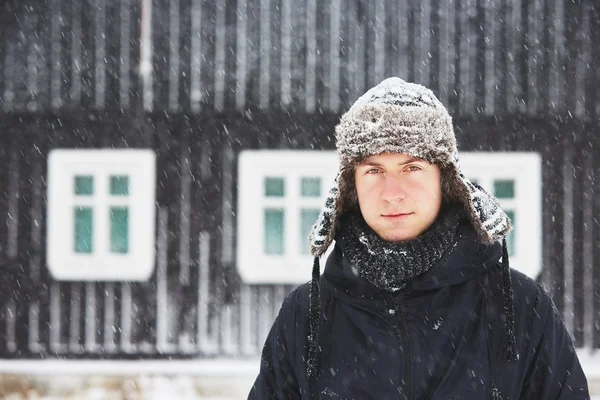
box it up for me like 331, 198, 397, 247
237, 150, 542, 284
47, 149, 156, 281
237, 150, 338, 284
459, 152, 542, 280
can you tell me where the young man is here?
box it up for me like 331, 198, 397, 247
249, 78, 590, 399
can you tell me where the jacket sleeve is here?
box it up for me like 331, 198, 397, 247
520, 291, 590, 399
248, 288, 303, 400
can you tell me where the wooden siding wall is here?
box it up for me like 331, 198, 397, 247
0, 0, 598, 357
0, 0, 598, 117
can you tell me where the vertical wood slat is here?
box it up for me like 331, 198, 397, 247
168, 0, 181, 112
419, 0, 431, 87
200, 0, 216, 109
484, 0, 496, 115
103, 282, 117, 353
85, 282, 99, 352
104, 0, 121, 112
549, 0, 564, 113
28, 138, 46, 353
69, 0, 82, 107
80, 0, 95, 109
94, 0, 106, 109
268, 0, 282, 111
178, 0, 191, 112
258, 0, 270, 108
397, 0, 409, 81
373, 0, 385, 85
190, 0, 203, 112
119, 0, 131, 109
197, 231, 218, 354
582, 138, 594, 349
235, 0, 247, 110
594, 130, 600, 349
156, 207, 177, 353
458, 0, 475, 115
305, 0, 316, 112
280, 0, 291, 107
576, 1, 591, 120
50, 0, 62, 109
438, 0, 455, 108
151, 0, 168, 111
68, 283, 81, 352
2, 39, 15, 111
214, 0, 226, 110
328, 0, 341, 111
562, 136, 575, 336
564, 0, 578, 117
526, 0, 541, 115
179, 119, 192, 284
506, 0, 521, 113
140, 0, 153, 111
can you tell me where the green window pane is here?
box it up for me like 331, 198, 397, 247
110, 175, 129, 196
494, 180, 515, 199
265, 178, 285, 197
300, 209, 320, 254
74, 176, 94, 195
264, 209, 284, 255
301, 177, 321, 197
506, 210, 516, 257
110, 207, 129, 254
74, 207, 93, 253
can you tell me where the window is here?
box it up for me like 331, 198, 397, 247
237, 151, 338, 284
459, 152, 542, 280
47, 149, 156, 281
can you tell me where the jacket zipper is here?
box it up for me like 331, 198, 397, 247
392, 296, 411, 400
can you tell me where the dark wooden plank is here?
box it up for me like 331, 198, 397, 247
104, 0, 121, 111
593, 126, 600, 348
585, 3, 599, 121
538, 0, 551, 116
289, 0, 307, 110
59, 0, 72, 109
128, 0, 141, 112
178, 0, 192, 112
571, 125, 585, 346
494, 0, 508, 115
428, 0, 440, 95
563, 0, 580, 118
80, 0, 95, 110
474, 0, 485, 112
200, 0, 216, 109
151, 0, 169, 111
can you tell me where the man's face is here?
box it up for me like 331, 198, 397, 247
354, 152, 442, 242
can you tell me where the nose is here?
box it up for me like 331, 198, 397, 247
381, 175, 407, 203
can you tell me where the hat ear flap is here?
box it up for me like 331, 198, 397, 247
309, 173, 342, 257
443, 163, 512, 243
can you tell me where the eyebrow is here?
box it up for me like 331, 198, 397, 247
360, 156, 424, 167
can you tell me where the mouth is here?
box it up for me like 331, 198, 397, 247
381, 213, 413, 220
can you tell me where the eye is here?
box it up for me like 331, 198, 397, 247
366, 168, 382, 174
406, 165, 422, 172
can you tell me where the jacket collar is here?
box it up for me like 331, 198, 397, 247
322, 222, 502, 304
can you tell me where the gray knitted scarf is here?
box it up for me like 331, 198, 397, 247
339, 205, 464, 292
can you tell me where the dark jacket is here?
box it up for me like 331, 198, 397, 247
248, 223, 590, 399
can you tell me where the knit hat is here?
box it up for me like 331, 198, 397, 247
305, 78, 519, 398
309, 77, 511, 256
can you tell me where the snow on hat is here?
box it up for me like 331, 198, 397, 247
308, 77, 511, 258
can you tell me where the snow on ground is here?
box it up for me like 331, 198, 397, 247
0, 351, 598, 399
